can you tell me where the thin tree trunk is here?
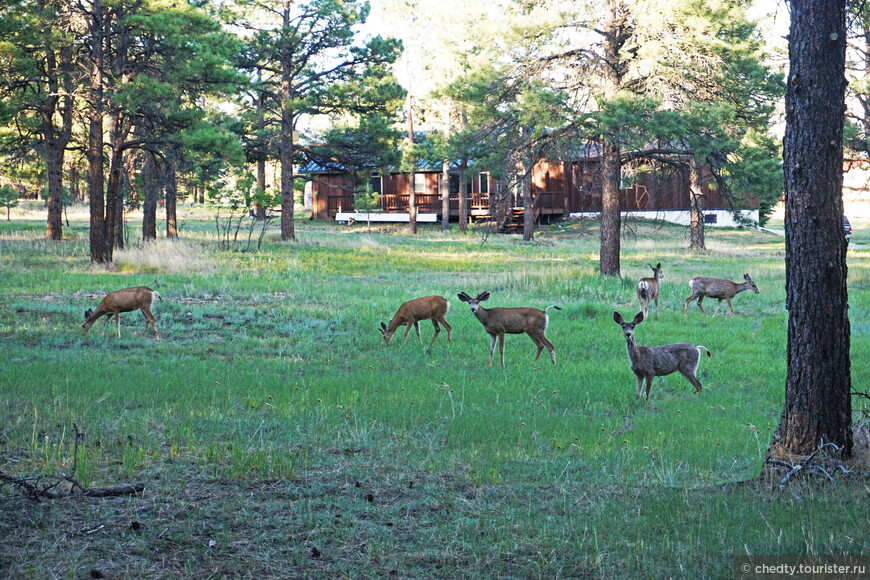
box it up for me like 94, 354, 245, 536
770, 0, 852, 461
688, 159, 705, 251
459, 160, 469, 232
256, 91, 267, 220
441, 159, 450, 231
407, 93, 417, 234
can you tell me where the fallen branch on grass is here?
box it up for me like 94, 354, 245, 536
0, 424, 144, 502
765, 440, 850, 485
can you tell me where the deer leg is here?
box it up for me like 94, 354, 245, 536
438, 317, 452, 343
713, 299, 723, 316
696, 296, 709, 315
636, 375, 645, 400
684, 296, 694, 314
429, 320, 440, 347
143, 307, 159, 340
681, 371, 703, 394
644, 375, 653, 401
101, 315, 112, 335
654, 296, 659, 318
727, 298, 735, 316
539, 334, 556, 365
115, 313, 121, 338
530, 334, 544, 361
488, 334, 497, 367
498, 334, 506, 368
413, 321, 423, 346
401, 323, 413, 344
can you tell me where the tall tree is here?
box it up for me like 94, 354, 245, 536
770, 0, 852, 459
0, 0, 77, 240
235, 0, 401, 241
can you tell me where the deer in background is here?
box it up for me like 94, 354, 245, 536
457, 291, 561, 368
380, 296, 451, 347
613, 311, 711, 402
684, 273, 759, 316
636, 263, 663, 319
83, 286, 161, 340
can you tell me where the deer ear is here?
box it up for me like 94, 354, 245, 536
656, 263, 661, 269
84, 308, 92, 319
457, 292, 470, 302
380, 321, 387, 331
744, 273, 750, 280
612, 311, 623, 324
478, 291, 490, 302
633, 312, 645, 325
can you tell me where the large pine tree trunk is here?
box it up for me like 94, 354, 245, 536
688, 159, 705, 251
164, 152, 177, 239
598, 0, 626, 277
88, 0, 107, 263
45, 142, 65, 240
142, 150, 157, 241
279, 1, 296, 242
599, 140, 621, 276
407, 94, 417, 235
771, 0, 852, 460
256, 91, 267, 221
458, 160, 468, 233
522, 151, 535, 242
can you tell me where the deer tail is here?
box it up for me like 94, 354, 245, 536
153, 291, 163, 301
546, 305, 562, 312
697, 345, 711, 357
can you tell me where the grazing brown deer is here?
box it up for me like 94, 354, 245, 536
613, 311, 711, 402
636, 262, 663, 319
83, 286, 161, 340
457, 291, 560, 368
380, 296, 452, 347
684, 273, 759, 316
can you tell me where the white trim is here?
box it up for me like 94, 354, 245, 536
568, 209, 759, 228
336, 212, 438, 223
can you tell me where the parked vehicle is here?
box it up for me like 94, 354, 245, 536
845, 216, 852, 246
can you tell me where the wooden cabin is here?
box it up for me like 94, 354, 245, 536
304, 156, 757, 227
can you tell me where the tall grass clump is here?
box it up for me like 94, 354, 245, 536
114, 238, 215, 275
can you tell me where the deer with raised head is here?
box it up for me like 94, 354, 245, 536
83, 286, 161, 340
636, 262, 663, 319
379, 295, 451, 347
613, 311, 711, 402
684, 273, 759, 316
457, 291, 560, 368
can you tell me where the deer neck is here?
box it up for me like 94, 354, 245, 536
473, 306, 490, 328
736, 282, 751, 294
625, 334, 640, 362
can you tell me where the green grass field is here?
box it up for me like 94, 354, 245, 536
1, 204, 869, 578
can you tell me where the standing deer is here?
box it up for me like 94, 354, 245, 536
380, 296, 452, 347
82, 286, 161, 340
636, 262, 663, 319
457, 291, 560, 368
613, 311, 711, 402
684, 273, 759, 316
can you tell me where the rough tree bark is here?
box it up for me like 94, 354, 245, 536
142, 150, 157, 241
88, 0, 107, 263
407, 93, 417, 235
770, 0, 852, 460
279, 0, 296, 242
163, 152, 177, 238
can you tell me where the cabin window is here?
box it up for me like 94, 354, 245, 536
449, 174, 460, 194
414, 173, 426, 194
704, 213, 717, 224
369, 176, 382, 195
479, 173, 489, 194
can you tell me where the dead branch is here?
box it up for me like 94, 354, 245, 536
765, 440, 850, 485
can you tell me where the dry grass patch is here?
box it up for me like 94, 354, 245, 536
115, 239, 215, 275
